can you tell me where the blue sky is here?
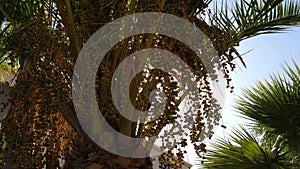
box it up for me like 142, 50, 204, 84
221, 27, 300, 132
188, 24, 300, 169
186, 0, 300, 167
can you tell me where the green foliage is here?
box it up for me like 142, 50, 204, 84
0, 0, 41, 23
0, 62, 11, 82
236, 61, 300, 151
200, 61, 300, 169
209, 0, 300, 41
1, 0, 300, 168
200, 127, 291, 169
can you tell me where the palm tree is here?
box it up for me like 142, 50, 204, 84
1, 0, 300, 168
199, 127, 293, 169
236, 61, 300, 152
199, 61, 300, 168
199, 0, 300, 66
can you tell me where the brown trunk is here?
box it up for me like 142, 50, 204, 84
64, 134, 153, 169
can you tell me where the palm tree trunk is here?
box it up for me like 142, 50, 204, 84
64, 134, 153, 169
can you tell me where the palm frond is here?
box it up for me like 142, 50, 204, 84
0, 0, 42, 23
209, 0, 300, 42
199, 127, 289, 169
235, 60, 300, 151
0, 61, 11, 82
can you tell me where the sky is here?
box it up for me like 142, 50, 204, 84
183, 0, 300, 167
221, 26, 300, 132
187, 25, 300, 169
217, 27, 300, 127
1, 1, 300, 168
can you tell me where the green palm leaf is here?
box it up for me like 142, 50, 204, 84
199, 127, 289, 169
209, 0, 300, 42
0, 0, 42, 23
236, 61, 300, 151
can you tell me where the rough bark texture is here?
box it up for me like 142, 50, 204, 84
0, 1, 212, 168
64, 134, 153, 169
